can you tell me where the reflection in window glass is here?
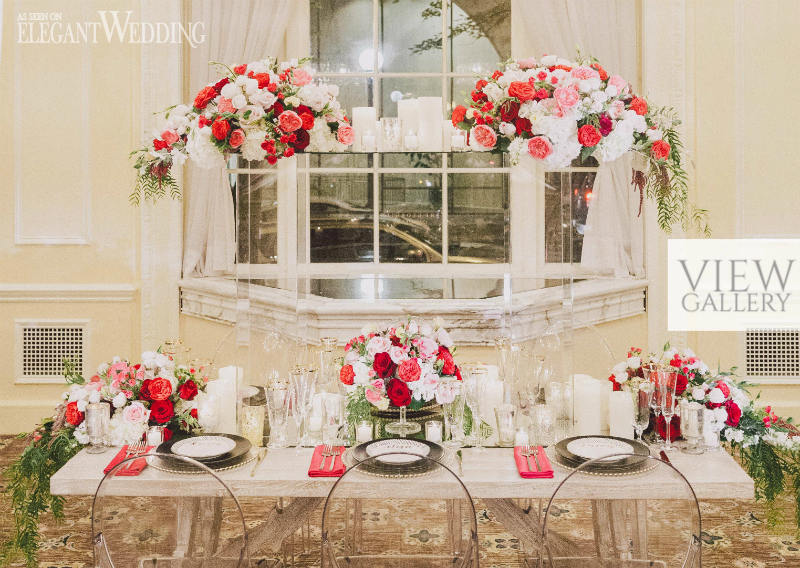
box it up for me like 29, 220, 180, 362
544, 171, 596, 263
309, 173, 373, 263
310, 0, 372, 73
380, 173, 442, 263
449, 1, 511, 73
448, 173, 508, 263
381, 0, 442, 73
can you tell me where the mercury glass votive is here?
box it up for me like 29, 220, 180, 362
86, 402, 110, 454
681, 401, 706, 455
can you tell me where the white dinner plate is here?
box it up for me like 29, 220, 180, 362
566, 437, 634, 462
365, 439, 431, 464
171, 436, 237, 460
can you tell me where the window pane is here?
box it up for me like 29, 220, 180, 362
235, 170, 278, 264
307, 153, 372, 169
381, 0, 442, 72
381, 77, 441, 117
381, 153, 442, 168
447, 173, 508, 263
448, 152, 507, 168
309, 173, 373, 263
544, 171, 595, 263
317, 76, 371, 115
449, 1, 511, 74
311, 0, 372, 73
380, 173, 442, 263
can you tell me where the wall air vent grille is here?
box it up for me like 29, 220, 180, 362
19, 324, 85, 380
745, 329, 800, 378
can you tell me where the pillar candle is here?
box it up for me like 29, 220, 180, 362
208, 365, 242, 435
417, 97, 443, 151
397, 98, 419, 137
608, 391, 635, 439
599, 380, 612, 435
442, 120, 454, 151
572, 374, 604, 436
351, 107, 377, 152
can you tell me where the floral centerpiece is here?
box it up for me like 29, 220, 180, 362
338, 320, 462, 431
607, 343, 800, 527
1, 350, 214, 566
450, 54, 707, 234
130, 56, 354, 202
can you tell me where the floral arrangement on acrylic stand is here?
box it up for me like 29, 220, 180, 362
450, 54, 708, 234
130, 56, 353, 203
338, 320, 462, 427
1, 350, 213, 566
608, 344, 800, 528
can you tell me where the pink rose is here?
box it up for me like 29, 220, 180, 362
571, 66, 599, 80
417, 337, 438, 358
471, 124, 497, 148
527, 136, 553, 160
216, 97, 235, 114
607, 75, 628, 95
278, 110, 303, 132
609, 100, 625, 119
122, 401, 149, 425
397, 359, 422, 383
517, 57, 537, 70
292, 69, 313, 86
367, 336, 392, 356
388, 345, 409, 365
160, 130, 179, 145
229, 129, 245, 148
554, 86, 580, 111
370, 379, 385, 391
365, 387, 384, 405
337, 124, 355, 145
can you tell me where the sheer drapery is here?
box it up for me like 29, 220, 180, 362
183, 0, 296, 276
511, 0, 644, 277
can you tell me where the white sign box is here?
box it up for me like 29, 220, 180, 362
668, 239, 800, 331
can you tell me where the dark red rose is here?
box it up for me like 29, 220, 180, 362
390, 335, 402, 347
339, 365, 355, 385
598, 113, 613, 136
373, 352, 397, 379
725, 400, 742, 427
386, 378, 412, 408
150, 399, 175, 424
578, 124, 601, 147
65, 401, 84, 426
499, 100, 520, 123
451, 105, 467, 126
656, 415, 681, 441
436, 346, 456, 375
514, 117, 532, 134
675, 374, 688, 396
270, 101, 284, 116
608, 375, 622, 392
292, 128, 310, 151
193, 86, 217, 110
178, 379, 198, 401
139, 378, 153, 400
162, 427, 174, 442
212, 118, 231, 141
190, 408, 198, 419
213, 77, 229, 92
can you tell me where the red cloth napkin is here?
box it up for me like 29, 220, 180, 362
308, 445, 346, 477
103, 445, 154, 476
514, 446, 554, 478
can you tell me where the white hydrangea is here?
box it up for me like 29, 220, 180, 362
220, 82, 239, 99
596, 121, 634, 162
241, 128, 267, 162
708, 388, 726, 405
483, 82, 504, 102
185, 126, 225, 169
691, 387, 706, 401
107, 411, 148, 446
112, 392, 127, 409
73, 422, 89, 445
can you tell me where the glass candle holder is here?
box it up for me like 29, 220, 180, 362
241, 398, 267, 448
681, 401, 706, 455
494, 404, 517, 447
425, 420, 443, 443
355, 420, 373, 443
85, 402, 110, 454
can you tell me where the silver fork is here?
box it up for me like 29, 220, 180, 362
320, 444, 333, 471
120, 441, 144, 473
521, 445, 534, 472
532, 447, 542, 472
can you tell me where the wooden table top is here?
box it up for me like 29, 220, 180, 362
50, 445, 754, 501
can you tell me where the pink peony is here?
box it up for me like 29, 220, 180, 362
292, 69, 313, 86
278, 110, 303, 132
160, 130, 179, 145
229, 129, 245, 148
471, 124, 498, 148
122, 401, 149, 424
216, 97, 235, 114
554, 86, 580, 111
527, 136, 553, 160
416, 337, 439, 358
337, 124, 355, 145
365, 386, 384, 405
397, 359, 422, 383
571, 66, 599, 80
607, 75, 628, 95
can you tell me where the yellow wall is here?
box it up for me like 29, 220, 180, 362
0, 1, 142, 431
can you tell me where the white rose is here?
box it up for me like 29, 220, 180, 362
220, 82, 239, 99
646, 128, 663, 141
285, 96, 301, 107
483, 83, 503, 102
499, 121, 516, 137
691, 387, 706, 401
353, 361, 371, 385
708, 387, 725, 405
436, 327, 454, 348
244, 78, 259, 95
611, 362, 628, 382
465, 108, 476, 119
112, 392, 127, 409
232, 94, 248, 110
73, 423, 89, 445
627, 356, 641, 369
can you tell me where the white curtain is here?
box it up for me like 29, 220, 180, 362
511, 0, 644, 277
182, 0, 295, 277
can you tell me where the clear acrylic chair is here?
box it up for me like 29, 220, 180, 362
91, 452, 250, 567
539, 453, 701, 568
321, 452, 479, 568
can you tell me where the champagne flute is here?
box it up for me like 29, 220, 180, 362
660, 371, 679, 452
648, 366, 662, 443
633, 383, 654, 443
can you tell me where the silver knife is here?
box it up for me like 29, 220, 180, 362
249, 447, 268, 477
532, 447, 542, 472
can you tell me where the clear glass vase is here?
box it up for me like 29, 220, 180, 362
385, 406, 421, 437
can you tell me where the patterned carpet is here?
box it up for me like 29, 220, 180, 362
1, 435, 799, 567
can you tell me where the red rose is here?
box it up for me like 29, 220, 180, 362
190, 408, 198, 419
212, 118, 231, 141
148, 377, 173, 401
193, 86, 217, 110
598, 113, 613, 136
340, 365, 355, 385
65, 401, 84, 426
499, 100, 520, 123
675, 374, 688, 396
455, 366, 462, 381
451, 105, 467, 126
528, 136, 553, 160
656, 415, 681, 441
372, 352, 397, 379
437, 346, 456, 375
293, 128, 310, 151
162, 427, 174, 442
608, 375, 622, 392
629, 97, 648, 116
178, 379, 198, 401
725, 400, 742, 427
590, 62, 609, 81
300, 113, 315, 130
471, 124, 497, 148
577, 124, 601, 147
229, 129, 245, 148
651, 140, 670, 160
233, 64, 247, 75
213, 77, 229, 92
386, 378, 412, 408
278, 110, 303, 132
139, 378, 153, 400
284, 147, 295, 158
508, 81, 536, 101
475, 79, 488, 90
397, 359, 422, 382
514, 117, 532, 134
716, 380, 731, 398
153, 138, 169, 151
150, 399, 174, 424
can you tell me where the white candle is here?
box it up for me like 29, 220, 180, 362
442, 120, 454, 151
208, 365, 242, 435
417, 97, 443, 151
451, 132, 466, 150
608, 391, 635, 439
572, 374, 604, 436
397, 98, 419, 138
351, 106, 377, 152
403, 134, 418, 150
362, 134, 376, 152
599, 380, 612, 434
356, 421, 373, 443
425, 421, 443, 443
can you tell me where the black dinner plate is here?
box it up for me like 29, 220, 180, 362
350, 438, 444, 476
156, 433, 252, 470
554, 435, 650, 471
